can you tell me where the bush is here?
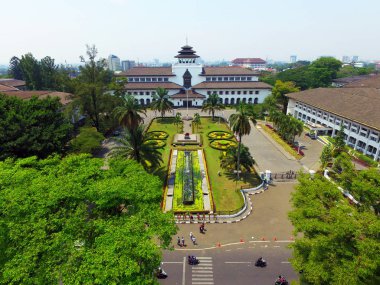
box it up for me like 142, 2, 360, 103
145, 131, 169, 140
207, 131, 233, 140
144, 139, 166, 149
209, 139, 237, 150
69, 127, 105, 155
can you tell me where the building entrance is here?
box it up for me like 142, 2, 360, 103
183, 100, 192, 107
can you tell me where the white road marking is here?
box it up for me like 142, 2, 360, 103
273, 246, 281, 248
275, 240, 295, 243
281, 261, 291, 264
192, 282, 214, 285
162, 261, 183, 264
191, 257, 214, 285
197, 257, 212, 259
182, 257, 186, 285
225, 261, 252, 264
192, 274, 213, 277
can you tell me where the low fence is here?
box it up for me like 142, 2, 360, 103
271, 171, 297, 180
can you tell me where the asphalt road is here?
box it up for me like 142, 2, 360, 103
159, 242, 296, 285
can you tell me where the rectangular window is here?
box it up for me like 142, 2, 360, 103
164, 78, 168, 82
127, 92, 132, 95
255, 91, 259, 94
135, 78, 140, 82
146, 78, 151, 82
241, 77, 246, 81
133, 92, 137, 95
152, 91, 156, 95
139, 92, 144, 95
218, 77, 222, 81
212, 77, 216, 81
207, 91, 211, 95
249, 91, 253, 94
231, 91, 235, 95
225, 91, 229, 95
129, 78, 134, 82
158, 78, 163, 82
145, 91, 150, 95
206, 77, 210, 81
229, 77, 234, 81
247, 77, 252, 81
140, 78, 145, 82
224, 77, 228, 81
243, 91, 247, 95
152, 78, 157, 82
235, 77, 241, 81
237, 91, 241, 95
219, 91, 223, 95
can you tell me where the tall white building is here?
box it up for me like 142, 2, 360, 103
107, 55, 121, 71
121, 60, 135, 71
290, 55, 297, 63
118, 45, 272, 107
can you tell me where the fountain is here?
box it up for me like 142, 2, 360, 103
182, 151, 195, 204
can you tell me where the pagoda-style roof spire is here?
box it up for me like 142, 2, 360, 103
175, 45, 200, 59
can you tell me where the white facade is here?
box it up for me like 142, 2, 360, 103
171, 63, 204, 86
287, 98, 380, 161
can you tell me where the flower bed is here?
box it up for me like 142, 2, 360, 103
146, 131, 169, 140
144, 139, 166, 149
209, 139, 237, 150
207, 131, 233, 140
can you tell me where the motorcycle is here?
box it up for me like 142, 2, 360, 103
274, 276, 288, 285
188, 256, 200, 265
155, 267, 168, 279
255, 258, 267, 267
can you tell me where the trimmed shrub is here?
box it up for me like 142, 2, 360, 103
144, 139, 166, 149
145, 131, 169, 140
209, 139, 237, 150
207, 131, 233, 140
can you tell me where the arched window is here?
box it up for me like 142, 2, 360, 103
242, 98, 247, 103
146, 98, 151, 104
140, 99, 144, 105
237, 98, 241, 104
254, 98, 258, 104
231, 98, 235, 105
224, 98, 229, 104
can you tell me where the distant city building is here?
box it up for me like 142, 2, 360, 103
117, 45, 272, 107
121, 60, 136, 71
375, 61, 380, 71
290, 55, 297, 63
231, 58, 267, 70
107, 55, 121, 71
342, 56, 351, 63
352, 56, 359, 62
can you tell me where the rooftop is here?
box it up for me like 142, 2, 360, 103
232, 58, 266, 64
343, 74, 380, 88
0, 78, 26, 87
118, 67, 174, 77
170, 90, 205, 99
201, 66, 261, 76
174, 45, 199, 59
286, 88, 380, 131
193, 81, 272, 89
0, 84, 19, 92
124, 82, 182, 90
1, 90, 72, 105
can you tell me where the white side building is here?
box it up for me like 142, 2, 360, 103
286, 86, 380, 161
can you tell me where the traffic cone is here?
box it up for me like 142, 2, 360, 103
240, 238, 244, 243
261, 237, 265, 241
217, 242, 221, 248
290, 236, 294, 241
274, 237, 277, 241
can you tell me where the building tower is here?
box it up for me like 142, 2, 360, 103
107, 55, 121, 71
174, 45, 200, 64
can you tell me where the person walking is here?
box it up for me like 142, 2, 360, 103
190, 232, 193, 239
181, 236, 185, 247
177, 237, 181, 247
191, 235, 197, 245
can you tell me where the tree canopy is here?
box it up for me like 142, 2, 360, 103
69, 127, 105, 155
0, 94, 72, 160
0, 154, 177, 284
289, 173, 380, 285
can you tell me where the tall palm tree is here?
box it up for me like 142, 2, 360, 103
174, 112, 182, 132
111, 124, 163, 170
201, 92, 225, 121
288, 115, 303, 143
150, 87, 174, 119
113, 95, 146, 133
193, 113, 201, 132
220, 144, 255, 172
229, 103, 257, 179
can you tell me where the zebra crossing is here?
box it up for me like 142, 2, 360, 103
191, 257, 214, 285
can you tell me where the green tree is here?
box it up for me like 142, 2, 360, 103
289, 173, 380, 285
150, 87, 173, 118
333, 125, 346, 156
0, 94, 72, 159
320, 143, 333, 169
193, 113, 201, 132
113, 95, 146, 133
73, 45, 117, 132
69, 127, 105, 155
111, 124, 163, 170
201, 92, 225, 121
229, 103, 257, 179
19, 53, 42, 90
0, 154, 177, 284
174, 112, 182, 132
40, 56, 58, 90
272, 80, 300, 114
8, 56, 23, 80
220, 144, 255, 172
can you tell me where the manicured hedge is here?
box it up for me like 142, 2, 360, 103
144, 139, 166, 149
207, 131, 233, 140
209, 139, 237, 150
146, 131, 169, 140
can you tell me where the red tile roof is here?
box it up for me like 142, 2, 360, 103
201, 66, 260, 76
170, 90, 205, 99
232, 58, 266, 64
118, 67, 174, 76
286, 88, 380, 131
0, 84, 19, 92
125, 82, 182, 90
343, 74, 380, 88
1, 91, 72, 105
193, 81, 272, 89
0, 79, 26, 87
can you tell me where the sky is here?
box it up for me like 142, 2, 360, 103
1, 0, 379, 65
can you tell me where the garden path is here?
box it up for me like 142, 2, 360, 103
182, 118, 193, 134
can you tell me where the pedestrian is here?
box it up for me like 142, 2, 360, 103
181, 236, 185, 247
191, 235, 197, 245
177, 236, 181, 247
190, 215, 194, 222
190, 232, 193, 239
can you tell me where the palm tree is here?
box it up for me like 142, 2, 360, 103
113, 95, 146, 133
150, 87, 174, 119
193, 113, 201, 132
111, 124, 163, 170
288, 115, 303, 143
201, 92, 225, 121
174, 112, 182, 132
229, 103, 257, 179
220, 144, 255, 172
